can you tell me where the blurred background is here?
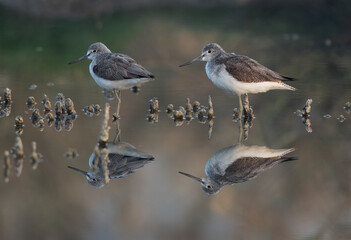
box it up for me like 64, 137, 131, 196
0, 0, 350, 239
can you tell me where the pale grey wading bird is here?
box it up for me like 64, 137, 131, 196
179, 145, 296, 194
179, 43, 296, 115
69, 42, 155, 116
68, 142, 154, 188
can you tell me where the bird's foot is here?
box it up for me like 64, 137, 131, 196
112, 113, 120, 122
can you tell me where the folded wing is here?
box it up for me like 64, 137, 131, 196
93, 53, 154, 81
224, 55, 295, 83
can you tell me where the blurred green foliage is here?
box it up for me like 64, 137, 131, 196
0, 4, 350, 94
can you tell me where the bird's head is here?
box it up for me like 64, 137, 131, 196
179, 43, 224, 67
178, 171, 222, 195
68, 42, 111, 64
200, 176, 222, 195
68, 166, 106, 188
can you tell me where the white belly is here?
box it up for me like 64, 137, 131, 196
89, 63, 153, 90
205, 63, 295, 95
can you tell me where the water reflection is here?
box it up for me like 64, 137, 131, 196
147, 97, 160, 124
3, 151, 11, 183
30, 109, 45, 131
11, 136, 24, 177
3, 136, 44, 182
14, 115, 24, 136
295, 99, 313, 133
69, 142, 154, 188
64, 148, 79, 160
68, 103, 154, 188
146, 112, 159, 124
337, 114, 346, 122
29, 141, 43, 170
52, 93, 78, 132
82, 104, 102, 116
26, 96, 37, 110
179, 144, 296, 194
344, 102, 351, 114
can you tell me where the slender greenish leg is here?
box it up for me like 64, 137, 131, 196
113, 119, 121, 144
113, 89, 121, 144
238, 94, 243, 119
114, 89, 121, 117
237, 94, 244, 144
238, 117, 243, 144
244, 93, 249, 116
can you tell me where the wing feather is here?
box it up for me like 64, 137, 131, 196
222, 54, 294, 83
93, 53, 154, 81
222, 156, 284, 183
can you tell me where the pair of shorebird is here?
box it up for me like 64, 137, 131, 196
69, 42, 296, 193
69, 42, 295, 115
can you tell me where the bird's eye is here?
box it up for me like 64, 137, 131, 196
92, 178, 96, 181
208, 50, 212, 53
92, 49, 97, 53
207, 185, 211, 189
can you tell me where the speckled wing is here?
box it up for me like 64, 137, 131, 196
93, 53, 154, 81
222, 54, 294, 83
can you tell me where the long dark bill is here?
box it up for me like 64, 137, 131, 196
178, 171, 203, 183
68, 55, 88, 64
179, 55, 202, 67
68, 166, 88, 176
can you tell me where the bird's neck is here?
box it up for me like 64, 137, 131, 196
91, 53, 105, 64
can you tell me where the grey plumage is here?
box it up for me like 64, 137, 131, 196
179, 144, 297, 195
68, 142, 154, 188
69, 42, 155, 90
92, 53, 154, 81
179, 42, 296, 115
202, 43, 295, 83
90, 142, 154, 179
209, 155, 296, 185
219, 55, 294, 83
180, 42, 296, 93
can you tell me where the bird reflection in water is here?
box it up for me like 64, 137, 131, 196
68, 103, 154, 188
179, 144, 296, 194
69, 142, 154, 188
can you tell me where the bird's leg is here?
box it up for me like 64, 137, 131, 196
238, 94, 243, 119
114, 89, 121, 118
238, 117, 243, 144
113, 119, 121, 144
113, 89, 121, 144
243, 93, 249, 117
237, 94, 244, 144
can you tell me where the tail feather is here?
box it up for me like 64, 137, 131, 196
281, 157, 298, 163
280, 75, 296, 81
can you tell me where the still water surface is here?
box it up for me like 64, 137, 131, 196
0, 6, 350, 240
